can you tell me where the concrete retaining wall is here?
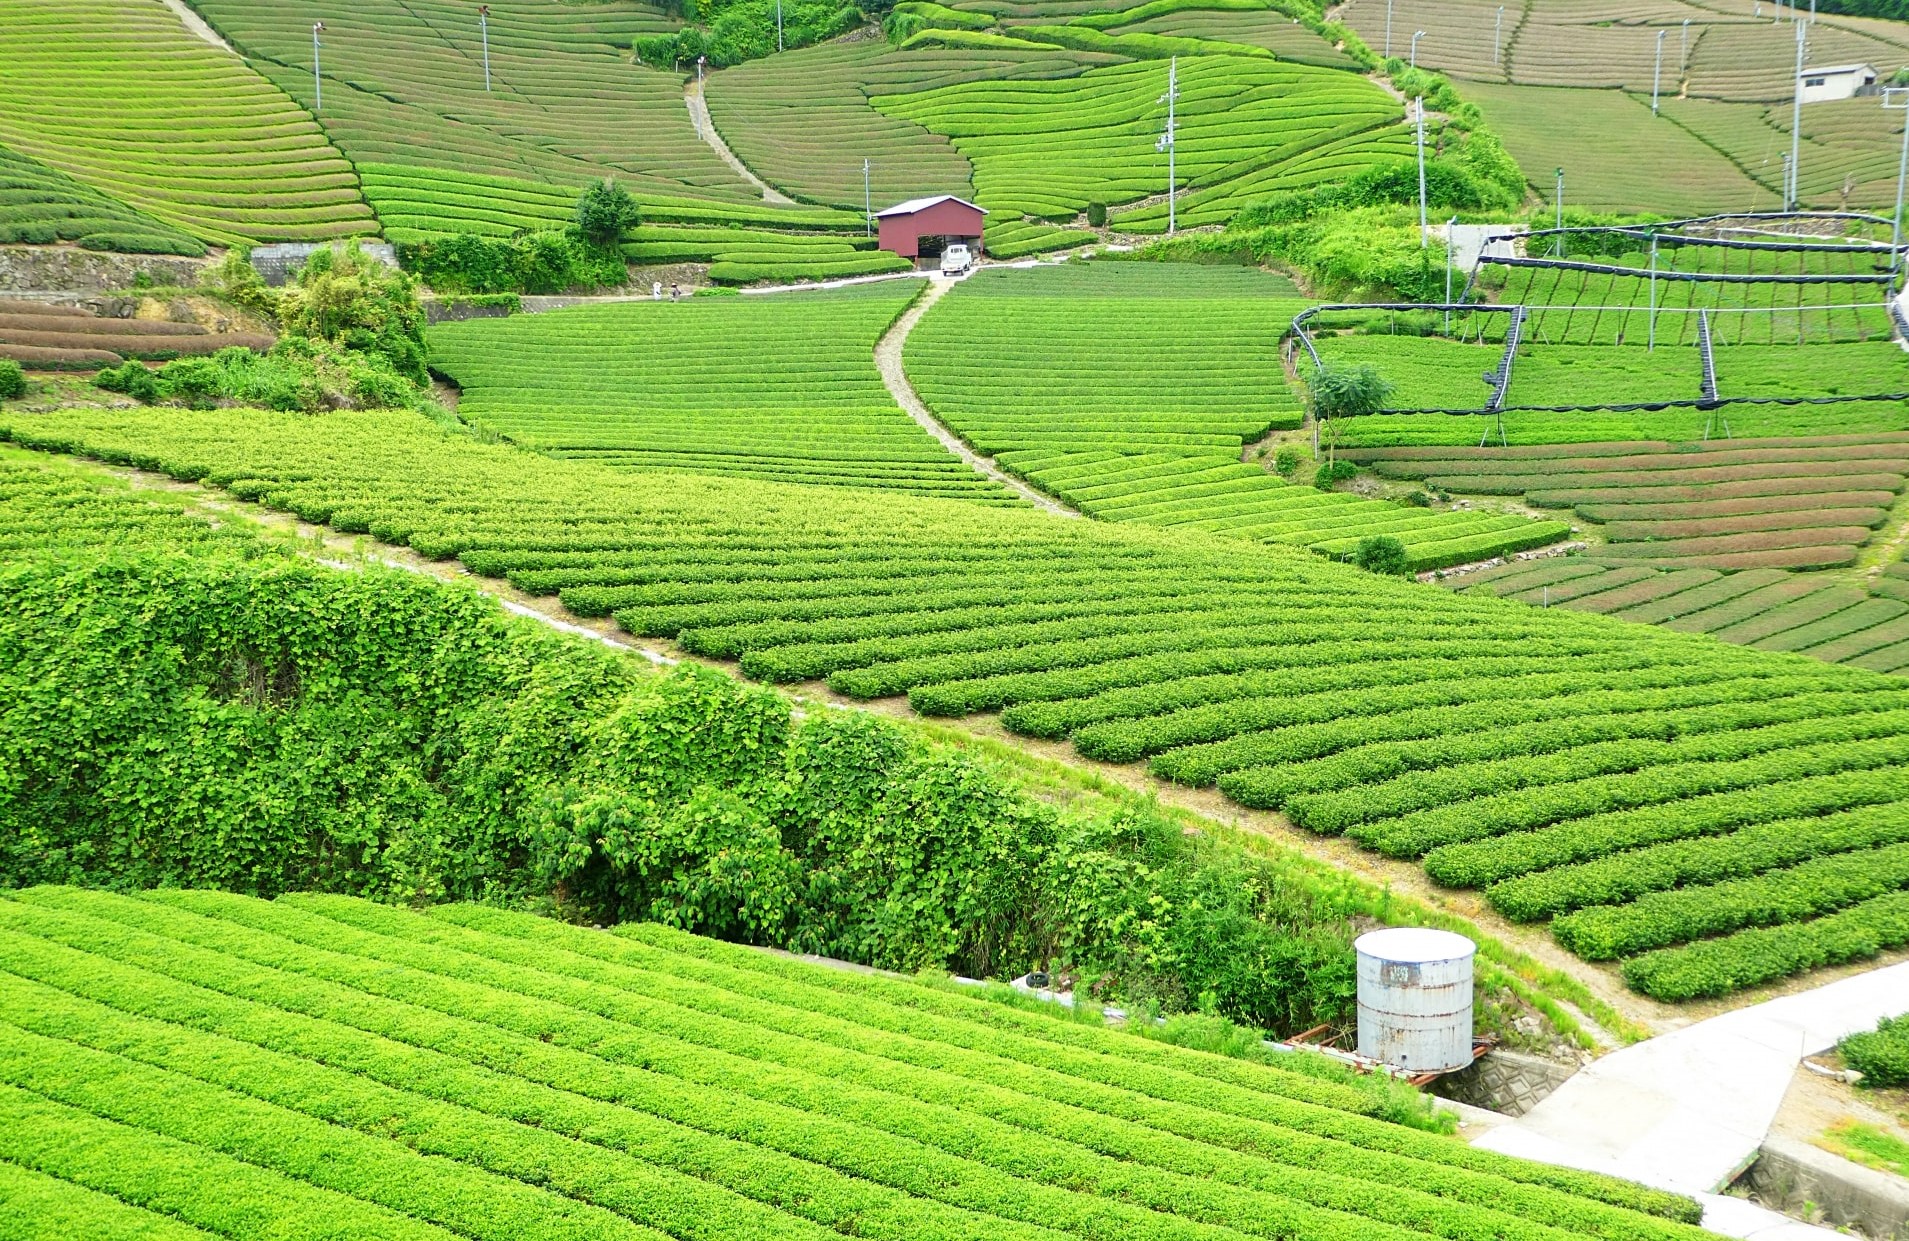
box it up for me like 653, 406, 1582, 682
250, 242, 397, 287
1743, 1135, 1909, 1238
1431, 1049, 1576, 1117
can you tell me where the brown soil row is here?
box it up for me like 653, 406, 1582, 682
1576, 491, 1900, 522
1531, 473, 1907, 506
1603, 507, 1888, 541
0, 312, 208, 338
0, 329, 273, 358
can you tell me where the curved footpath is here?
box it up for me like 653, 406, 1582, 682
876, 274, 1079, 517
1476, 961, 1909, 1238
684, 78, 796, 205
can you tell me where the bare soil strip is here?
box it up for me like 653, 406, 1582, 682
876, 277, 1079, 516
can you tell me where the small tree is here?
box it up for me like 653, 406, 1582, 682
1308, 362, 1393, 422
0, 359, 25, 401
576, 179, 641, 249
1349, 535, 1410, 577
1307, 362, 1393, 469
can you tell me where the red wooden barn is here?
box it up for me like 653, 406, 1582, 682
874, 195, 987, 267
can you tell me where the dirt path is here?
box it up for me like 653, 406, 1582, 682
158, 0, 240, 55
684, 78, 797, 206
876, 277, 1079, 516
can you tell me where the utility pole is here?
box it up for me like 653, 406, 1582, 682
478, 6, 491, 91
1157, 57, 1179, 235
777, 0, 784, 52
312, 22, 324, 112
1680, 17, 1690, 72
863, 158, 872, 236
1652, 29, 1665, 114
1410, 29, 1425, 68
1385, 0, 1393, 59
1445, 214, 1457, 331
1553, 167, 1564, 256
1415, 97, 1428, 245
1647, 229, 1659, 351
1887, 90, 1908, 264
1494, 5, 1505, 67
1788, 18, 1805, 209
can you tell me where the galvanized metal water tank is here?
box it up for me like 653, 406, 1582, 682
1354, 927, 1476, 1073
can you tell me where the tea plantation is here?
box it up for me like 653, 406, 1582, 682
0, 888, 1713, 1240
430, 284, 1014, 499
12, 401, 1909, 1002
906, 263, 1570, 567
0, 0, 377, 246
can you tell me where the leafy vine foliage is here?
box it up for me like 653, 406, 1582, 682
0, 550, 1353, 1032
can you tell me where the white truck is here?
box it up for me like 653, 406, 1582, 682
939, 243, 974, 276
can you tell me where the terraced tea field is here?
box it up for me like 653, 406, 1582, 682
430, 284, 1012, 499
1337, 0, 1908, 103
1310, 334, 1909, 444
1352, 434, 1909, 572
0, 300, 273, 371
0, 886, 1715, 1237
0, 144, 203, 256
871, 56, 1408, 229
1330, 0, 1909, 212
705, 37, 1117, 212
0, 0, 377, 246
1347, 434, 1909, 678
18, 402, 1909, 997
1491, 241, 1900, 347
907, 263, 1568, 567
187, 0, 764, 224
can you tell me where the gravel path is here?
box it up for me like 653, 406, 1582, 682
875, 276, 1078, 517
684, 78, 797, 205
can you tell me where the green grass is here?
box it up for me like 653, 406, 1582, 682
430, 283, 1013, 500
872, 55, 1404, 227
0, 143, 204, 256
0, 886, 1712, 1239
1818, 1120, 1909, 1178
0, 0, 377, 246
15, 403, 1909, 999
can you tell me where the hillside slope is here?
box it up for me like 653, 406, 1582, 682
0, 887, 1713, 1241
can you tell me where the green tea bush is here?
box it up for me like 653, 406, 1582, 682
0, 359, 24, 400
1841, 1014, 1909, 1088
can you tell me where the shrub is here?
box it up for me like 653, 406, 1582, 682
398, 230, 626, 297
1350, 534, 1411, 575
280, 242, 429, 385
0, 358, 24, 400
1314, 459, 1360, 490
1086, 199, 1108, 228
1273, 444, 1305, 477
575, 179, 640, 248
1842, 1014, 1909, 1088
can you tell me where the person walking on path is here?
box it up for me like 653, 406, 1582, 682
652, 280, 662, 301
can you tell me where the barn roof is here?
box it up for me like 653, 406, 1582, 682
875, 194, 988, 218
1806, 63, 1877, 77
